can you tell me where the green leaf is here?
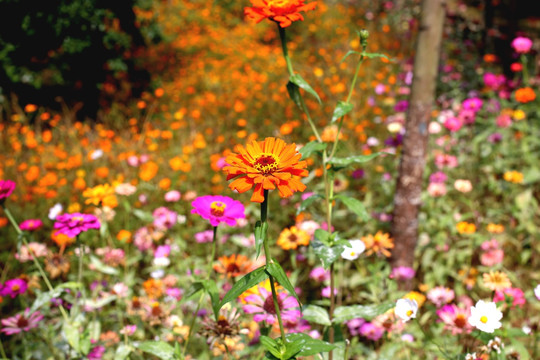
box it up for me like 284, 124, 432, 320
260, 335, 283, 359
286, 81, 302, 109
266, 262, 301, 308
254, 221, 268, 259
327, 152, 388, 169
203, 279, 220, 319
134, 341, 176, 360
289, 73, 321, 104
332, 302, 395, 323
333, 194, 370, 222
314, 229, 332, 246
340, 50, 361, 63
63, 321, 81, 353
114, 344, 133, 360
285, 333, 336, 356
509, 336, 530, 360
219, 266, 268, 309
30, 289, 63, 312
89, 255, 119, 275
363, 52, 393, 61
331, 101, 353, 123
282, 338, 304, 359
299, 141, 327, 159
82, 295, 117, 310
132, 209, 154, 222
296, 193, 323, 215
302, 305, 331, 326
182, 281, 204, 302
311, 238, 345, 269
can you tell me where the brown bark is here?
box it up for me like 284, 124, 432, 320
390, 0, 446, 288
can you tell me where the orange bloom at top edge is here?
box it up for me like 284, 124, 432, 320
224, 137, 308, 203
245, 0, 317, 28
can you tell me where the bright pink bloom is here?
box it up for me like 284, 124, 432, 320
243, 286, 300, 326
437, 304, 472, 335
54, 213, 100, 237
359, 322, 385, 341
494, 287, 525, 308
0, 180, 16, 201
462, 98, 483, 112
483, 73, 506, 90
1, 309, 43, 335
496, 114, 512, 128
427, 286, 455, 307
19, 219, 43, 231
390, 266, 416, 280
0, 278, 28, 298
444, 117, 463, 132
152, 207, 177, 230
309, 267, 330, 282
511, 36, 533, 54
191, 195, 245, 227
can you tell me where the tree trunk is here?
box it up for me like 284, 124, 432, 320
390, 0, 446, 289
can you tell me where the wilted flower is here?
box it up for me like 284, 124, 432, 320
15, 242, 48, 262
468, 300, 502, 333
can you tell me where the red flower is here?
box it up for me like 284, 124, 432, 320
245, 0, 317, 28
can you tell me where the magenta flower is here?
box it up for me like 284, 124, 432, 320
390, 266, 416, 281
427, 286, 455, 308
359, 322, 385, 341
243, 286, 300, 325
194, 230, 214, 243
511, 36, 533, 54
493, 287, 526, 308
1, 309, 43, 335
0, 278, 28, 298
0, 180, 16, 202
191, 195, 245, 227
19, 219, 43, 231
436, 304, 472, 335
53, 213, 100, 237
88, 344, 105, 360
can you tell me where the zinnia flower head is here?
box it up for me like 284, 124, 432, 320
511, 36, 533, 53
224, 137, 308, 203
19, 219, 43, 231
53, 213, 100, 238
389, 266, 415, 281
493, 287, 525, 308
191, 195, 245, 227
0, 278, 28, 298
243, 285, 300, 326
467, 300, 502, 333
0, 180, 16, 202
437, 304, 472, 335
483, 271, 511, 291
362, 231, 394, 257
427, 286, 455, 308
245, 0, 317, 28
1, 308, 43, 335
277, 226, 310, 250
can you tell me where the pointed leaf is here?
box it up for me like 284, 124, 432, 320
289, 73, 321, 104
282, 338, 305, 359
181, 281, 204, 302
266, 262, 301, 308
285, 333, 336, 356
333, 194, 370, 222
302, 305, 331, 326
254, 221, 268, 259
340, 50, 361, 63
327, 152, 389, 169
63, 321, 81, 353
89, 255, 119, 275
134, 341, 176, 360
311, 238, 345, 269
332, 302, 395, 323
203, 279, 220, 319
314, 229, 332, 246
114, 344, 133, 360
331, 101, 353, 123
299, 141, 327, 160
132, 209, 154, 222
260, 335, 283, 359
286, 81, 302, 109
219, 266, 268, 309
363, 52, 393, 61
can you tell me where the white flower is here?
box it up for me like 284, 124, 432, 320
467, 300, 503, 333
90, 149, 104, 160
464, 353, 477, 360
395, 298, 418, 322
534, 284, 540, 301
48, 203, 63, 220
341, 239, 365, 260
153, 257, 171, 268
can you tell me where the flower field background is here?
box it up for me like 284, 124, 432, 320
0, 0, 539, 359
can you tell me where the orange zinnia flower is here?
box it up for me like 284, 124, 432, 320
224, 137, 308, 203
277, 226, 310, 250
362, 231, 394, 257
514, 87, 536, 103
245, 0, 317, 28
213, 254, 254, 278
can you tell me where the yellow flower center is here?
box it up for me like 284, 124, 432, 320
72, 216, 84, 223
12, 284, 20, 291
210, 201, 226, 217
254, 153, 279, 175
406, 310, 413, 317
480, 316, 488, 324
266, 0, 296, 9
350, 251, 356, 257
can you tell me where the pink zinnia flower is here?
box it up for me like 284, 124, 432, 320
462, 98, 483, 112
511, 36, 533, 54
16, 242, 48, 262
194, 230, 214, 243
390, 266, 416, 280
0, 278, 28, 298
444, 117, 463, 132
152, 207, 177, 230
19, 219, 43, 231
309, 267, 330, 282
164, 190, 181, 202
437, 304, 472, 335
1, 309, 43, 335
427, 182, 447, 197
427, 286, 455, 307
243, 286, 300, 325
54, 213, 100, 237
359, 322, 385, 341
0, 180, 16, 202
493, 287, 525, 308
191, 195, 245, 227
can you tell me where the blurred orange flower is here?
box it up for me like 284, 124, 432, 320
139, 161, 159, 181
245, 0, 317, 28
362, 231, 394, 257
213, 254, 253, 278
83, 184, 118, 208
277, 226, 310, 250
514, 87, 536, 103
224, 137, 308, 202
456, 221, 476, 234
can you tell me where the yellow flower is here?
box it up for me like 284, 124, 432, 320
83, 184, 118, 208
487, 223, 504, 234
456, 221, 476, 234
277, 226, 310, 250
503, 171, 523, 184
483, 271, 511, 291
403, 291, 426, 308
512, 109, 526, 121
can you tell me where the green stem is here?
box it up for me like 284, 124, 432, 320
0, 337, 7, 360
2, 206, 69, 321
521, 54, 529, 85
182, 226, 219, 358
260, 190, 287, 345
